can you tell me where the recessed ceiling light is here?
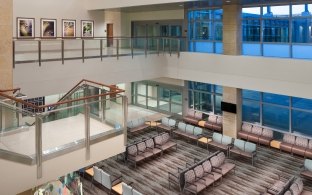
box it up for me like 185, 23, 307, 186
226, 0, 231, 3
179, 4, 184, 7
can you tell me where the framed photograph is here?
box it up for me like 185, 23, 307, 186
17, 17, 35, 38
41, 18, 57, 38
62, 19, 76, 38
81, 20, 94, 38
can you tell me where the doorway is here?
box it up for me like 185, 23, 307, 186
106, 23, 113, 47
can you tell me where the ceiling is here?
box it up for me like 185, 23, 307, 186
108, 0, 311, 12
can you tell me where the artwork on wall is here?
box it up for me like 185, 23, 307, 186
17, 17, 35, 38
62, 19, 76, 38
81, 20, 94, 38
41, 18, 57, 38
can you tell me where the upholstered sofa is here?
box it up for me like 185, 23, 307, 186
153, 132, 177, 154
183, 110, 203, 126
202, 115, 223, 132
157, 117, 176, 135
127, 118, 150, 136
207, 132, 233, 156
301, 159, 312, 181
237, 123, 273, 146
173, 122, 204, 142
229, 139, 257, 165
92, 166, 122, 194
280, 134, 312, 158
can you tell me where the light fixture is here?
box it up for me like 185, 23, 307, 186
179, 4, 183, 7
226, 0, 231, 3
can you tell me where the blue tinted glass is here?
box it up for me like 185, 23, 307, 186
214, 85, 223, 94
188, 81, 193, 89
242, 90, 261, 100
263, 104, 289, 130
242, 43, 262, 56
292, 19, 312, 43
194, 22, 213, 40
263, 20, 289, 42
242, 100, 260, 123
292, 110, 312, 136
292, 4, 312, 17
263, 5, 290, 18
292, 45, 312, 59
215, 42, 223, 54
242, 7, 261, 18
194, 10, 213, 20
292, 97, 312, 110
193, 82, 212, 92
214, 22, 223, 41
263, 44, 290, 58
188, 11, 194, 20
194, 41, 214, 53
215, 94, 222, 115
189, 90, 193, 108
263, 93, 289, 106
214, 9, 223, 20
242, 19, 261, 41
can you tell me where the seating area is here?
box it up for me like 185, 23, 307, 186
126, 132, 177, 168
168, 151, 235, 194
280, 134, 312, 158
121, 182, 143, 195
157, 117, 177, 135
301, 159, 312, 181
127, 118, 150, 136
183, 110, 203, 126
183, 110, 223, 132
229, 138, 257, 165
238, 123, 274, 146
207, 132, 233, 156
263, 176, 312, 195
92, 166, 122, 194
173, 122, 205, 143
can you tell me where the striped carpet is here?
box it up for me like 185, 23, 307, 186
82, 130, 312, 195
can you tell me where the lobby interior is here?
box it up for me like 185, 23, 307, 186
1, 0, 312, 194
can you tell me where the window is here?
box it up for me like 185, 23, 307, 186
188, 81, 222, 115
188, 8, 223, 53
242, 4, 312, 59
242, 89, 312, 137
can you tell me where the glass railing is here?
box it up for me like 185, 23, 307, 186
0, 80, 127, 179
13, 36, 187, 67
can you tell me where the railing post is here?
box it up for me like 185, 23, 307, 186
35, 116, 43, 179
82, 39, 85, 63
100, 39, 103, 61
162, 38, 165, 55
177, 39, 180, 58
84, 103, 90, 160
122, 96, 128, 146
0, 104, 2, 131
157, 38, 160, 56
38, 40, 42, 67
61, 40, 64, 65
12, 40, 15, 69
101, 93, 106, 122
131, 38, 134, 59
169, 39, 172, 56
117, 39, 119, 60
145, 38, 147, 57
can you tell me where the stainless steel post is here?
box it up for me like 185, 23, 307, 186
0, 104, 2, 131
35, 116, 43, 179
38, 40, 42, 67
122, 96, 128, 146
117, 39, 119, 60
61, 40, 64, 65
162, 38, 165, 55
177, 39, 180, 58
84, 104, 90, 160
100, 39, 103, 61
82, 39, 85, 63
131, 38, 134, 59
157, 38, 160, 56
145, 38, 147, 57
169, 39, 172, 56
13, 40, 15, 69
101, 90, 106, 122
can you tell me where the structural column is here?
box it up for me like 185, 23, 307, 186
0, 0, 13, 90
222, 4, 242, 138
